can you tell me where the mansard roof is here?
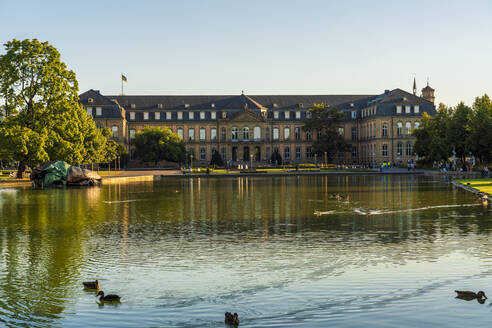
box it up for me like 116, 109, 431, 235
78, 89, 124, 119
103, 94, 373, 111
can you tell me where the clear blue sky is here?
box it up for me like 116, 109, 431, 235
1, 0, 491, 106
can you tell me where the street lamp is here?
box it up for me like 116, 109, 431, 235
190, 154, 193, 170
250, 154, 253, 172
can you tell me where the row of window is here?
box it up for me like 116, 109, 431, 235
129, 126, 314, 142
191, 146, 317, 161
353, 121, 420, 140
87, 107, 102, 116
360, 142, 413, 158
126, 110, 307, 121
396, 105, 419, 114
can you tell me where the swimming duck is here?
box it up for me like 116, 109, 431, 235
455, 290, 487, 301
225, 312, 240, 326
96, 290, 121, 302
82, 280, 100, 290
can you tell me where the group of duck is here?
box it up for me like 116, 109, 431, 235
82, 280, 241, 325
82, 280, 121, 303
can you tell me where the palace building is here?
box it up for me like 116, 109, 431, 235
79, 82, 436, 166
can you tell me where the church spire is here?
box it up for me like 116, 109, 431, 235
413, 76, 417, 95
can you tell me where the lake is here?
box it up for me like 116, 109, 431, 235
0, 175, 491, 327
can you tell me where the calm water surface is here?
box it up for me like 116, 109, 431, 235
1, 175, 492, 327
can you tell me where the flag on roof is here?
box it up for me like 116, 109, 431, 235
121, 74, 127, 82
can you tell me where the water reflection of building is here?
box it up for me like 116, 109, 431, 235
79, 82, 436, 166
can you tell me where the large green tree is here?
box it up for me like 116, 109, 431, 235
0, 39, 109, 177
303, 104, 349, 161
467, 95, 492, 162
134, 127, 186, 165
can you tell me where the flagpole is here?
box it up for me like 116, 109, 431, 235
121, 74, 123, 95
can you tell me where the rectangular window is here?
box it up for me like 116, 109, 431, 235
397, 122, 403, 136
200, 112, 205, 120
295, 147, 301, 159
143, 112, 149, 120
382, 144, 388, 157
351, 127, 357, 141
306, 147, 312, 159
352, 146, 357, 158
87, 107, 92, 115
273, 127, 279, 140
306, 111, 312, 119
129, 129, 136, 140
130, 112, 135, 120
178, 112, 183, 120
295, 127, 301, 140
414, 105, 419, 113
211, 111, 216, 120
199, 128, 206, 141
188, 128, 195, 141
274, 111, 279, 119
296, 111, 301, 119
211, 128, 217, 141
396, 105, 402, 114
155, 112, 160, 120
166, 112, 172, 120
284, 147, 290, 160
405, 105, 411, 114
200, 148, 206, 161
177, 128, 183, 139
382, 123, 388, 137
266, 147, 271, 160
351, 111, 356, 119
406, 122, 412, 135
96, 107, 102, 116
111, 126, 118, 138
284, 127, 290, 140
221, 148, 226, 161
189, 112, 194, 120
285, 111, 290, 119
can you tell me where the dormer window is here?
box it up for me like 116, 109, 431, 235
405, 105, 411, 114
155, 112, 160, 120
350, 103, 354, 108
200, 111, 205, 120
143, 112, 149, 120
298, 103, 304, 108
296, 111, 301, 119
184, 104, 190, 108
396, 105, 402, 114
273, 103, 278, 108
131, 104, 136, 109
189, 112, 194, 120
211, 111, 216, 120
274, 111, 279, 119
166, 112, 171, 120
414, 105, 419, 113
88, 98, 94, 103
130, 112, 135, 120
178, 112, 183, 120
222, 111, 227, 119
351, 111, 356, 119
87, 107, 92, 115
158, 104, 163, 109
96, 107, 102, 116
285, 111, 290, 119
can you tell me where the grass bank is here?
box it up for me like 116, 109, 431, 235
455, 178, 492, 194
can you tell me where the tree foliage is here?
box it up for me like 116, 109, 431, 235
270, 149, 283, 165
0, 39, 111, 177
133, 127, 186, 165
303, 104, 350, 161
414, 95, 492, 164
210, 150, 224, 167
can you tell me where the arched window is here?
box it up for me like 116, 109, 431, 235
243, 127, 249, 140
284, 127, 290, 140
254, 126, 261, 140
382, 123, 388, 137
306, 130, 312, 141
406, 142, 412, 156
231, 127, 238, 140
397, 122, 403, 136
406, 122, 412, 135
111, 125, 118, 138
273, 127, 279, 140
